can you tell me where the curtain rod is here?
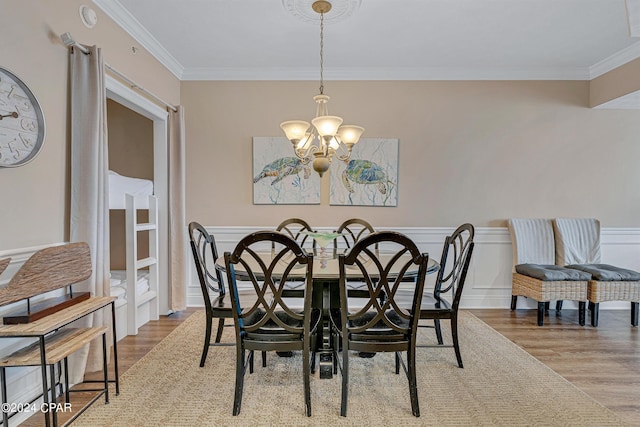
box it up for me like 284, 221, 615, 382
104, 64, 178, 112
60, 32, 178, 112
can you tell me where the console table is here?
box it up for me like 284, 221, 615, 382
0, 243, 119, 427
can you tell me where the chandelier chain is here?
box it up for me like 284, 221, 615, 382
279, 0, 364, 178
319, 11, 324, 95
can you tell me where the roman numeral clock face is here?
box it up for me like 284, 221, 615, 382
0, 67, 45, 167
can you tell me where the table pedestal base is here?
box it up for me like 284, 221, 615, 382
318, 351, 333, 379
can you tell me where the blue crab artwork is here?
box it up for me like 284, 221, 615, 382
253, 157, 311, 185
341, 159, 393, 195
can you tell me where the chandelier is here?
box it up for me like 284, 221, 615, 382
280, 0, 364, 177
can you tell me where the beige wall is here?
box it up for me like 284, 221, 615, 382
107, 99, 153, 269
0, 0, 179, 251
590, 58, 640, 107
182, 80, 640, 228
2, 1, 640, 253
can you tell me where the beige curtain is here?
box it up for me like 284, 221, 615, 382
68, 44, 112, 383
169, 106, 187, 310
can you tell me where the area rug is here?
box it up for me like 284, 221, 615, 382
75, 311, 627, 426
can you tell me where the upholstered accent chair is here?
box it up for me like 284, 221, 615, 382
553, 218, 640, 327
508, 218, 589, 326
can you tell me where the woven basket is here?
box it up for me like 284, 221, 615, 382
588, 280, 640, 303
512, 273, 588, 301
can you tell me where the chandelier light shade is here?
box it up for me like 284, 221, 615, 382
280, 0, 365, 177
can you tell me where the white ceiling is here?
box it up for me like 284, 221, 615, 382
93, 0, 640, 81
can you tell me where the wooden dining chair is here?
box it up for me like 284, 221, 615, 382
275, 218, 316, 296
330, 231, 430, 417
415, 223, 474, 368
334, 218, 379, 295
275, 218, 315, 252
224, 231, 320, 417
334, 218, 376, 252
188, 222, 266, 368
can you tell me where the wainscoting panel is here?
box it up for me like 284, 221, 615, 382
187, 226, 640, 310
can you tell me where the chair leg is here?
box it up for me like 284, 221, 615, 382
591, 302, 600, 327
340, 339, 349, 417
556, 300, 563, 311
310, 351, 316, 374
215, 317, 225, 343
407, 347, 420, 417
333, 327, 339, 375
631, 302, 639, 327
249, 350, 254, 374
434, 319, 443, 345
510, 295, 517, 310
200, 313, 213, 367
451, 316, 463, 368
303, 345, 311, 417
395, 352, 400, 374
262, 351, 267, 367
233, 347, 245, 416
578, 301, 586, 326
544, 301, 550, 312
537, 302, 545, 326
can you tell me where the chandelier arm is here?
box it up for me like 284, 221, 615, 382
295, 144, 319, 162
333, 143, 352, 161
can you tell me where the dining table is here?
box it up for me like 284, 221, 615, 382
215, 239, 439, 379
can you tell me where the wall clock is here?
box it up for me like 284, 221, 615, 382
0, 66, 46, 167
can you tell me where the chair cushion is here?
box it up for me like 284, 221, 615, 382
330, 309, 409, 334
566, 264, 640, 281
515, 264, 591, 281
419, 294, 453, 312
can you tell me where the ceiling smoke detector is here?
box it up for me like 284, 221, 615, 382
79, 5, 98, 29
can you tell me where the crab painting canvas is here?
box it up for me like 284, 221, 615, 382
330, 138, 398, 207
253, 137, 321, 204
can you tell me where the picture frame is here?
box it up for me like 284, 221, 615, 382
329, 138, 398, 207
252, 136, 321, 205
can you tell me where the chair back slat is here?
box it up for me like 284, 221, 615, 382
339, 231, 429, 340
433, 224, 474, 310
188, 222, 225, 314
225, 231, 313, 337
334, 218, 376, 250
275, 218, 315, 250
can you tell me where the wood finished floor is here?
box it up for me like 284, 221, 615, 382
19, 307, 639, 425
471, 308, 640, 425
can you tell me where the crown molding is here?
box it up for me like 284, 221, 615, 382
589, 40, 640, 79
594, 89, 640, 109
93, 0, 640, 82
92, 0, 184, 79
181, 65, 591, 81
